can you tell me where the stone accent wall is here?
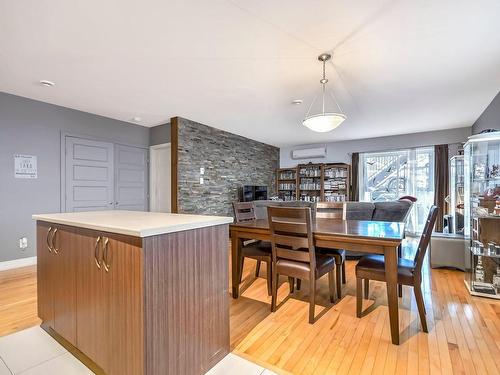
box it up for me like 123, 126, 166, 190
176, 117, 279, 217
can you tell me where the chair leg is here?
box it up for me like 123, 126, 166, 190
296, 279, 301, 291
271, 271, 278, 312
363, 279, 369, 299
356, 277, 363, 318
341, 261, 346, 284
255, 260, 261, 278
414, 284, 428, 333
309, 278, 316, 324
288, 277, 295, 293
266, 261, 272, 296
335, 263, 342, 300
238, 256, 245, 284
328, 270, 336, 303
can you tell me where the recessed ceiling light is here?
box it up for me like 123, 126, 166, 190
291, 99, 303, 105
39, 80, 55, 87
132, 116, 142, 122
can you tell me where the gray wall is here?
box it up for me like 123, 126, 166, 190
176, 117, 279, 217
150, 123, 171, 145
0, 92, 150, 262
280, 127, 471, 167
472, 92, 500, 134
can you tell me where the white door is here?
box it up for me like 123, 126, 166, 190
114, 144, 149, 211
149, 143, 171, 212
65, 136, 114, 212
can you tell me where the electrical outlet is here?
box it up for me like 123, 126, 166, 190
200, 167, 205, 175
19, 237, 28, 250
199, 177, 204, 185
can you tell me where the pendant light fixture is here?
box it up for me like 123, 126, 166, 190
302, 53, 346, 133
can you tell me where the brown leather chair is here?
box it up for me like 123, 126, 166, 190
267, 206, 336, 324
355, 205, 438, 333
315, 202, 346, 300
233, 202, 272, 295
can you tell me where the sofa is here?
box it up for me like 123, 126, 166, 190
252, 200, 317, 220
251, 200, 412, 223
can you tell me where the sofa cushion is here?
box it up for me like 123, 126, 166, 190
345, 202, 375, 220
372, 201, 412, 222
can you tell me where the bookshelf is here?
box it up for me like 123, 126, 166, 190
322, 163, 350, 202
276, 163, 351, 202
276, 167, 298, 201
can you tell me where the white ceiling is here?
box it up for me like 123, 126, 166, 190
1, 0, 499, 147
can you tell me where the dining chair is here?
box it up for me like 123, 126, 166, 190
267, 206, 336, 324
315, 202, 347, 300
355, 205, 438, 333
232, 202, 272, 295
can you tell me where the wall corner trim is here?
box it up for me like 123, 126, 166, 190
170, 117, 179, 213
0, 256, 37, 271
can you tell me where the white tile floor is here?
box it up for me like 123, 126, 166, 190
0, 327, 277, 375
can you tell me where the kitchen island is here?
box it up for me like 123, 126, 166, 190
32, 211, 233, 375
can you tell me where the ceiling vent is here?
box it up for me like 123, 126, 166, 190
291, 146, 327, 159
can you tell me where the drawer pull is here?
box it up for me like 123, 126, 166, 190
46, 227, 53, 253
52, 228, 59, 254
103, 237, 110, 272
95, 236, 102, 269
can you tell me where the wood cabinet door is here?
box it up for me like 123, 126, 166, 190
75, 229, 109, 372
51, 226, 77, 346
104, 234, 144, 375
36, 222, 54, 329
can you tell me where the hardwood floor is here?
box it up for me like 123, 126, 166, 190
0, 266, 40, 336
2, 245, 500, 375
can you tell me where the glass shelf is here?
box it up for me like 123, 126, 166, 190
470, 247, 500, 258
464, 132, 500, 299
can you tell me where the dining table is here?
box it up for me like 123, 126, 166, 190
229, 218, 405, 345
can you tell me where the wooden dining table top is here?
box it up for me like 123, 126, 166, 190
230, 218, 405, 245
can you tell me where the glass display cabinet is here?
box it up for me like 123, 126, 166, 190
450, 155, 465, 234
464, 132, 500, 299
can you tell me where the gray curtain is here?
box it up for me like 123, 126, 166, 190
351, 153, 359, 201
434, 144, 449, 232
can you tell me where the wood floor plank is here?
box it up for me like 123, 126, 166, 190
3, 242, 500, 375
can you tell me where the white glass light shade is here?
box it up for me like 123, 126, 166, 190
302, 113, 346, 133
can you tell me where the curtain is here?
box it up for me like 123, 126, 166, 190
351, 152, 359, 201
434, 144, 449, 232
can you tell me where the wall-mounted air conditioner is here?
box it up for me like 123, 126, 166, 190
291, 146, 327, 159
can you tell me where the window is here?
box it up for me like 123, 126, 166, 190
359, 147, 435, 233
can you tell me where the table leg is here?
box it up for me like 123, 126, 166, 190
231, 233, 241, 299
385, 245, 400, 345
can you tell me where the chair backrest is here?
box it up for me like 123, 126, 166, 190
372, 200, 414, 222
267, 206, 315, 268
316, 202, 345, 219
233, 202, 256, 223
413, 205, 439, 274
345, 202, 375, 220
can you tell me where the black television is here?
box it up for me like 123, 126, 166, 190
240, 185, 268, 202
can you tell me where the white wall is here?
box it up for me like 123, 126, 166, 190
280, 127, 472, 167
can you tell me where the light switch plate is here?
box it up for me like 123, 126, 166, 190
200, 167, 205, 175
200, 177, 204, 184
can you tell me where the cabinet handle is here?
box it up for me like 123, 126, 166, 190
46, 227, 53, 253
52, 228, 59, 254
103, 237, 110, 272
94, 236, 102, 269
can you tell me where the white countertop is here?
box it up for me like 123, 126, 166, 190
32, 211, 233, 237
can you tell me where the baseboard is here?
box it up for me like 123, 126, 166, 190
0, 256, 37, 271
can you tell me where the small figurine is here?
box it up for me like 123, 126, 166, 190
490, 164, 500, 178
494, 199, 500, 216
